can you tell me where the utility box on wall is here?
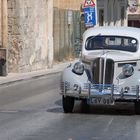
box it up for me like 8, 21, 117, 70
0, 48, 7, 76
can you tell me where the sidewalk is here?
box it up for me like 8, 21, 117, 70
0, 61, 72, 86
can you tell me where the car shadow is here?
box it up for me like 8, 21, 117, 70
55, 99, 62, 106
78, 103, 134, 115
47, 99, 135, 115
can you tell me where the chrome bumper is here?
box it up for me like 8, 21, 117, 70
60, 82, 140, 101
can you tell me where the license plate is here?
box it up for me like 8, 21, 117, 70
90, 97, 114, 105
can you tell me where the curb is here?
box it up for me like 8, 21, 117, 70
0, 71, 61, 87
0, 61, 72, 86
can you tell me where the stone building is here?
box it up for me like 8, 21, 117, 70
0, 0, 139, 74
7, 0, 53, 72
0, 1, 76, 74
81, 0, 140, 28
53, 0, 81, 62
0, 0, 8, 75
80, 0, 128, 28
5, 0, 81, 73
96, 0, 128, 26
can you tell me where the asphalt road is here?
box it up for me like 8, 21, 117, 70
0, 73, 140, 140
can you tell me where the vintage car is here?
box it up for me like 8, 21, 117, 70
60, 27, 140, 114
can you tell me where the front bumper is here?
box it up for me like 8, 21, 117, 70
60, 82, 140, 101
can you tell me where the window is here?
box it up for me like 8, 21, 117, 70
85, 36, 138, 52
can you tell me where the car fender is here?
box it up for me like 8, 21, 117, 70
117, 71, 140, 90
61, 62, 89, 88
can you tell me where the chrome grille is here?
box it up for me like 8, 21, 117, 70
60, 81, 70, 93
91, 58, 114, 84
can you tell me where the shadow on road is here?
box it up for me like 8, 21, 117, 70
79, 104, 135, 115
47, 99, 136, 115
55, 99, 62, 106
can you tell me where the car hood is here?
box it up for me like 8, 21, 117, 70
83, 50, 138, 62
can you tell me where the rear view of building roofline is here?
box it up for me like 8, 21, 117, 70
0, 0, 139, 74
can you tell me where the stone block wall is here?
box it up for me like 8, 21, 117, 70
8, 0, 48, 72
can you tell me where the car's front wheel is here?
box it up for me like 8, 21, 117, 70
62, 96, 75, 113
135, 101, 140, 114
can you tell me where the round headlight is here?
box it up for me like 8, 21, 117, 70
122, 64, 134, 77
72, 62, 84, 75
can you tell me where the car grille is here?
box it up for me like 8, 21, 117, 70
91, 58, 114, 84
60, 81, 70, 93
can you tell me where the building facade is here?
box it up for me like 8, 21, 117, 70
7, 0, 53, 72
7, 0, 81, 73
96, 0, 128, 26
128, 0, 140, 27
53, 0, 81, 62
0, 0, 139, 73
81, 0, 140, 28
0, 0, 8, 75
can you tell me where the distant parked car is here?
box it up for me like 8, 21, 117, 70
60, 27, 140, 114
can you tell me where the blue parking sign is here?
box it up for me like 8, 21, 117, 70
84, 7, 96, 27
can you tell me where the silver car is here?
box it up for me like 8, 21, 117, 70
60, 27, 140, 114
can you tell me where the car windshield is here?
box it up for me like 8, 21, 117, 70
85, 36, 138, 52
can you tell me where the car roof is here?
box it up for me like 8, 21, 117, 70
83, 26, 140, 40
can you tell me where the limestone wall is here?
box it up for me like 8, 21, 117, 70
8, 0, 48, 72
7, 0, 81, 72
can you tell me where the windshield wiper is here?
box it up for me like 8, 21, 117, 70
87, 33, 101, 42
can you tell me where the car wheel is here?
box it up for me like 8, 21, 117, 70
62, 96, 75, 113
135, 101, 140, 115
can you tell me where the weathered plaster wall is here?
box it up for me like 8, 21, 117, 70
0, 0, 2, 47
53, 0, 81, 61
8, 0, 48, 72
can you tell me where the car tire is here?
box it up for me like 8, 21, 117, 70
62, 96, 75, 113
135, 101, 140, 115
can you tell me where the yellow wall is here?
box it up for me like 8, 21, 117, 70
53, 0, 82, 61
53, 0, 81, 10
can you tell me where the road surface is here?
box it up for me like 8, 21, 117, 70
0, 73, 140, 140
